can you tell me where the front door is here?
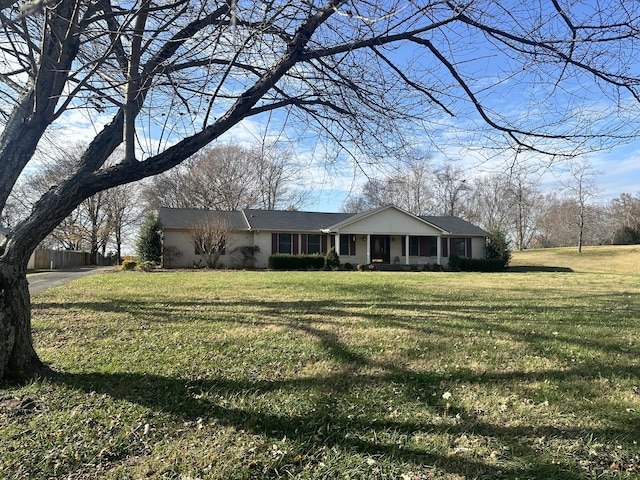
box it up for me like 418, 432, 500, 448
370, 235, 390, 263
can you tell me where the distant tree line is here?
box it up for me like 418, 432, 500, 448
4, 141, 309, 261
342, 156, 638, 251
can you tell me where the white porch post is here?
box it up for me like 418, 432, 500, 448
437, 235, 442, 265
366, 234, 371, 264
335, 233, 341, 255
405, 235, 410, 264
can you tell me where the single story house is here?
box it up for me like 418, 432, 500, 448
159, 205, 489, 269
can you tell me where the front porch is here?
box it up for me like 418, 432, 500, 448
334, 233, 444, 266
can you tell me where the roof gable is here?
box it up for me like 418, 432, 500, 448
328, 205, 444, 234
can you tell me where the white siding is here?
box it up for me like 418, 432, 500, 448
336, 208, 441, 235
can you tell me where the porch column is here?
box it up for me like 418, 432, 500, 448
437, 235, 442, 265
405, 235, 410, 265
366, 234, 371, 264
335, 233, 341, 256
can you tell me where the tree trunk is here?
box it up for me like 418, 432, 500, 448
0, 260, 48, 381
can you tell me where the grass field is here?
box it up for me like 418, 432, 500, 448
2, 246, 640, 479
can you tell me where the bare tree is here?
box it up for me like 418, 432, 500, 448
559, 159, 601, 253
344, 154, 435, 215
143, 143, 308, 211
507, 168, 544, 251
465, 173, 514, 233
254, 143, 309, 210
1, 1, 640, 379
609, 193, 640, 238
433, 163, 471, 217
104, 184, 139, 264
191, 218, 230, 269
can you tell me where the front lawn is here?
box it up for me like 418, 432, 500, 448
2, 266, 640, 478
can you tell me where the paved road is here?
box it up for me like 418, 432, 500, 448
27, 267, 107, 295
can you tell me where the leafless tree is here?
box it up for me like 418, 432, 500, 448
558, 159, 601, 253
191, 218, 230, 268
143, 143, 307, 211
344, 154, 435, 215
2, 1, 640, 379
433, 163, 471, 216
254, 143, 309, 210
506, 168, 545, 251
610, 193, 640, 231
104, 184, 139, 264
464, 173, 514, 233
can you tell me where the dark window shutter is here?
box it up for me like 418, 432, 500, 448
272, 233, 278, 254
300, 234, 307, 254
293, 234, 299, 254
402, 236, 406, 256
442, 237, 448, 257
330, 235, 335, 248
466, 238, 472, 258
321, 235, 328, 253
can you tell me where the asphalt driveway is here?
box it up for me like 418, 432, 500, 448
27, 267, 106, 295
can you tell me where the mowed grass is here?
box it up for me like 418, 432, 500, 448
2, 249, 640, 479
510, 244, 640, 274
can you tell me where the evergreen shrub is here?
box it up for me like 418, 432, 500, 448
268, 254, 325, 270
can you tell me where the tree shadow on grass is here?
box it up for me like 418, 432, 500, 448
51, 316, 640, 480
30, 278, 640, 477
57, 368, 627, 480
506, 266, 574, 273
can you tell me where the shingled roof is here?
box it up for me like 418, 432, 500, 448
158, 208, 247, 230
243, 209, 352, 231
158, 207, 488, 237
420, 216, 489, 236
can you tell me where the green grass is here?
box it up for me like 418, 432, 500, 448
510, 244, 640, 274
2, 249, 640, 479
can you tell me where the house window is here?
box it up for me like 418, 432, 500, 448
422, 236, 438, 257
404, 236, 438, 257
339, 234, 356, 256
307, 234, 321, 254
450, 238, 467, 257
278, 233, 292, 254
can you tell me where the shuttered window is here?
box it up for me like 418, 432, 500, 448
307, 234, 321, 254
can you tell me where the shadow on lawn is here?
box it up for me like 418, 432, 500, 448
506, 266, 574, 273
34, 278, 640, 478
57, 368, 629, 480
52, 310, 640, 479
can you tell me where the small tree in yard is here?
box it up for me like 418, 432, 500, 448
136, 215, 162, 264
191, 218, 230, 269
325, 247, 340, 270
486, 228, 511, 268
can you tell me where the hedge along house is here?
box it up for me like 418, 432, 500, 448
159, 205, 489, 269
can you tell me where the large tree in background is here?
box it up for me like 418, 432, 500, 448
1, 1, 640, 380
142, 143, 308, 211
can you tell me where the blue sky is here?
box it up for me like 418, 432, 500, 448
40, 1, 640, 214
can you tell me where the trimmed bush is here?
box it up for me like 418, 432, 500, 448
137, 261, 158, 272
448, 255, 506, 272
121, 260, 137, 270
268, 254, 325, 270
324, 247, 339, 270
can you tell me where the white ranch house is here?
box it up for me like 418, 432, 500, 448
159, 205, 489, 269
